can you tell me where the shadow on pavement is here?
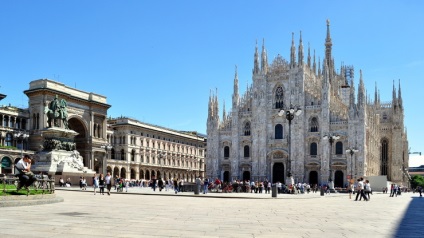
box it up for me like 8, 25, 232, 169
394, 197, 424, 238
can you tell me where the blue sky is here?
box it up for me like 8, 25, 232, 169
1, 1, 423, 164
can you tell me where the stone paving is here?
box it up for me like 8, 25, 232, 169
0, 186, 423, 238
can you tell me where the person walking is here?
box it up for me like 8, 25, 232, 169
173, 178, 179, 194
364, 180, 372, 200
105, 172, 112, 195
348, 182, 354, 199
98, 174, 105, 195
203, 177, 209, 194
93, 174, 99, 195
354, 178, 368, 201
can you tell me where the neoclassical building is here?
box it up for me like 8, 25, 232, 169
104, 117, 205, 182
206, 21, 409, 187
0, 101, 32, 174
0, 79, 205, 182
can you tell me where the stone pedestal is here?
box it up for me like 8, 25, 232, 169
31, 127, 95, 184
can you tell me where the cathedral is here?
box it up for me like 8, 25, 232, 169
206, 20, 409, 188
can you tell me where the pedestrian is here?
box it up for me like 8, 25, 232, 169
354, 178, 368, 201
152, 176, 157, 191
93, 174, 99, 195
105, 172, 112, 195
81, 177, 87, 190
348, 182, 354, 199
195, 176, 202, 194
158, 178, 164, 192
203, 177, 209, 194
364, 179, 372, 200
173, 178, 179, 194
98, 174, 105, 195
417, 186, 423, 197
125, 180, 129, 192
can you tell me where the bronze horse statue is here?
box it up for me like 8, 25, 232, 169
44, 97, 69, 129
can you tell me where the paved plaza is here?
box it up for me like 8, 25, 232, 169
0, 187, 423, 238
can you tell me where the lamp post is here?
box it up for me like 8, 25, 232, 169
278, 104, 302, 185
346, 148, 359, 184
14, 131, 29, 159
323, 134, 340, 191
101, 144, 112, 175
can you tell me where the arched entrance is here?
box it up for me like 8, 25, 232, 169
309, 171, 318, 185
334, 170, 344, 188
145, 170, 150, 180
131, 169, 136, 179
242, 171, 251, 181
106, 166, 112, 174
120, 168, 126, 179
68, 117, 88, 166
223, 171, 230, 182
272, 163, 285, 183
1, 157, 12, 174
113, 167, 119, 177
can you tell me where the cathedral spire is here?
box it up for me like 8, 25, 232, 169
298, 31, 304, 66
374, 82, 378, 105
392, 80, 397, 104
349, 77, 356, 109
290, 32, 296, 68
222, 100, 226, 120
325, 19, 333, 71
398, 79, 403, 109
307, 42, 311, 68
318, 57, 321, 76
313, 49, 316, 74
358, 70, 365, 108
261, 38, 268, 74
233, 65, 239, 107
253, 40, 260, 75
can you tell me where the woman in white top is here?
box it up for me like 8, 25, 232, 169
93, 174, 99, 195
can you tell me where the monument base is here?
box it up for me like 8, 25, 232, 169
32, 150, 95, 185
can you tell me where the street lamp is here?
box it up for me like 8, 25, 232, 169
278, 104, 302, 185
323, 134, 340, 191
14, 131, 29, 159
345, 148, 359, 183
101, 144, 112, 175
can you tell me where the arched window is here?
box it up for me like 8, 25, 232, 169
310, 117, 318, 132
244, 122, 251, 136
244, 145, 250, 158
131, 149, 135, 161
5, 133, 12, 147
275, 124, 283, 139
111, 149, 115, 160
310, 143, 317, 156
3, 115, 8, 127
381, 139, 389, 176
335, 142, 343, 155
120, 149, 125, 160
224, 146, 230, 158
275, 86, 284, 109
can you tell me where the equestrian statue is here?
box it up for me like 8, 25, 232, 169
44, 95, 69, 129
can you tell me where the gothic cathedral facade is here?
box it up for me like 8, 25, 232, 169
206, 21, 409, 188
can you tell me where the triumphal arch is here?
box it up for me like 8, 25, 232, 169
24, 79, 110, 175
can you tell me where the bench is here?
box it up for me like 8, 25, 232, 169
0, 174, 55, 196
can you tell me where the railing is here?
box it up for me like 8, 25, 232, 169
0, 174, 55, 196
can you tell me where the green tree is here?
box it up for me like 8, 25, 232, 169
410, 175, 424, 189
